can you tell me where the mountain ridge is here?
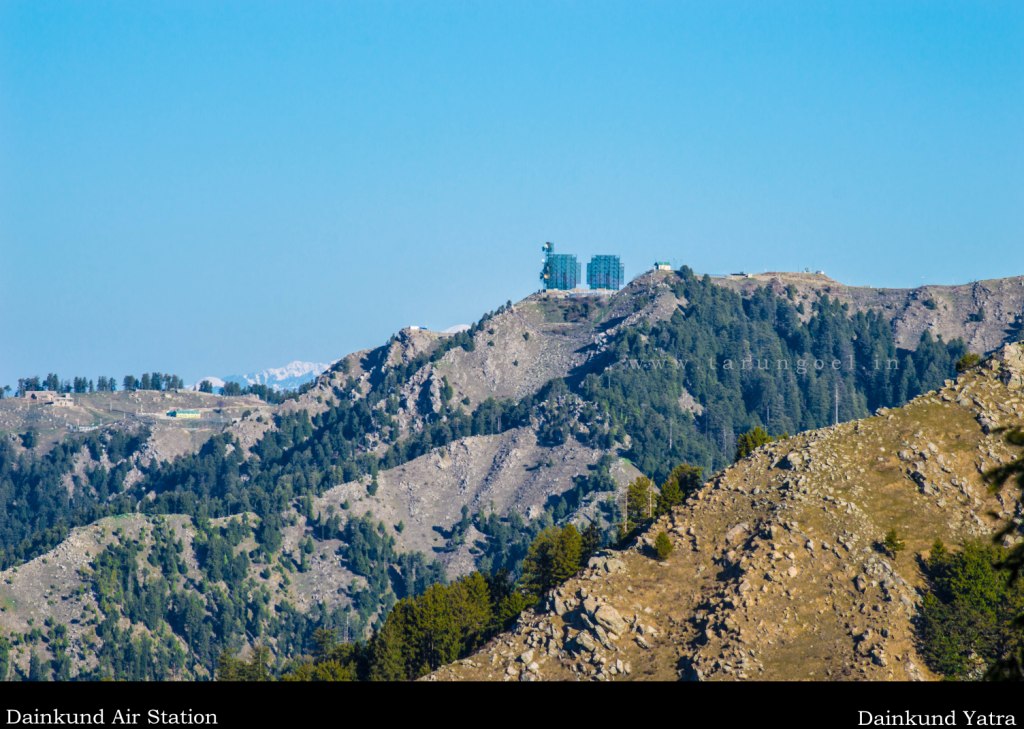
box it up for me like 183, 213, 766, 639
2, 266, 1023, 680
713, 271, 1024, 353
428, 343, 1024, 681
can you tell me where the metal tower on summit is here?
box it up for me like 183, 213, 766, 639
540, 242, 581, 291
586, 255, 625, 290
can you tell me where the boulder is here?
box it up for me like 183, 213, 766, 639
574, 631, 598, 654
593, 605, 628, 636
725, 523, 749, 546
603, 558, 627, 574
777, 452, 805, 470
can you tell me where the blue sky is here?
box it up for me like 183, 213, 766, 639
1, 1, 1021, 386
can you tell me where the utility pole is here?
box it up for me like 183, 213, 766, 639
669, 419, 673, 451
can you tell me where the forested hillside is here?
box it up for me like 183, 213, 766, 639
0, 267, 1003, 680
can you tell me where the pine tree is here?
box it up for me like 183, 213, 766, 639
654, 531, 674, 561
28, 651, 47, 681
369, 602, 413, 681
919, 541, 1022, 679
625, 476, 655, 532
983, 427, 1024, 679
882, 529, 905, 558
580, 522, 602, 563
457, 572, 493, 645
657, 463, 703, 515
735, 427, 773, 461
521, 525, 582, 598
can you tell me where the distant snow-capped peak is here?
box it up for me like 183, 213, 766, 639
242, 360, 330, 384
191, 360, 332, 393
227, 360, 332, 390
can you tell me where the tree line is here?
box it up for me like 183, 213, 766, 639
10, 372, 185, 396
3, 371, 310, 404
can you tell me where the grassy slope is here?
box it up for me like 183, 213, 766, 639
430, 346, 1024, 682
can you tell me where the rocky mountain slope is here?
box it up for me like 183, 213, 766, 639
429, 343, 1024, 682
294, 272, 682, 443
342, 269, 1024, 436
7, 269, 1018, 463
715, 272, 1024, 354
0, 429, 641, 663
315, 430, 643, 578
3, 267, 1023, 680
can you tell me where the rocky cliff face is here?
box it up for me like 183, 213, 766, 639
428, 344, 1024, 682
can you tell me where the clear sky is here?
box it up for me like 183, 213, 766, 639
1, 1, 1021, 386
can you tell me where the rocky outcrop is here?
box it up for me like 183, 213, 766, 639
429, 344, 1024, 682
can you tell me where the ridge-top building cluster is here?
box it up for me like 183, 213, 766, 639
539, 242, 625, 292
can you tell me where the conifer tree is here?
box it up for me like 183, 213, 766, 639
735, 427, 773, 461
625, 476, 655, 532
654, 531, 674, 561
657, 463, 703, 514
580, 522, 602, 563
28, 651, 47, 681
521, 525, 582, 598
